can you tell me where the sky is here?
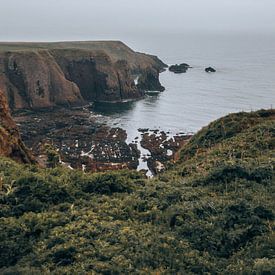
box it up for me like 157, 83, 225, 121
0, 0, 274, 41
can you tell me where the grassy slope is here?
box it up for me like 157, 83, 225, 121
0, 109, 274, 274
0, 41, 133, 52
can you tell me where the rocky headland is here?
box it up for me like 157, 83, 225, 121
0, 41, 191, 175
0, 41, 167, 111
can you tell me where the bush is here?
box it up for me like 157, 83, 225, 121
82, 171, 144, 195
1, 176, 72, 217
52, 247, 76, 266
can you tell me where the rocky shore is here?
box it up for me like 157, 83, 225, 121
14, 108, 139, 172
139, 129, 192, 175
0, 41, 197, 176
14, 107, 191, 176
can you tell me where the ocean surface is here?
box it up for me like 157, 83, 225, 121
92, 32, 275, 142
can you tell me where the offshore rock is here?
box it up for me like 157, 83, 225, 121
205, 67, 216, 73
169, 63, 191, 74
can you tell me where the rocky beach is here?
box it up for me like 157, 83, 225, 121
14, 107, 191, 176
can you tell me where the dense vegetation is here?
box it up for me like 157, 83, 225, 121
0, 109, 274, 274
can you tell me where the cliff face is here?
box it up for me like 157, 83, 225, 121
0, 41, 167, 110
0, 89, 33, 163
137, 67, 165, 92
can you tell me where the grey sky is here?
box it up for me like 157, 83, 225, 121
0, 0, 274, 41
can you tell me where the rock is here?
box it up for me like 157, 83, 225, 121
14, 108, 140, 172
169, 63, 191, 74
205, 67, 216, 73
138, 128, 149, 133
0, 41, 167, 110
140, 130, 192, 175
0, 89, 34, 163
137, 68, 165, 92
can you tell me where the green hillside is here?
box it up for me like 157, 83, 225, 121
0, 109, 274, 274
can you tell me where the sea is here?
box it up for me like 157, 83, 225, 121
91, 32, 275, 142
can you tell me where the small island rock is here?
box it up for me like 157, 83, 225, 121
205, 67, 216, 73
169, 63, 191, 74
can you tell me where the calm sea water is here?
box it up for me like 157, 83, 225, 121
92, 32, 275, 141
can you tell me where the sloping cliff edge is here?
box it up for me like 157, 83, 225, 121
0, 41, 167, 110
0, 88, 34, 163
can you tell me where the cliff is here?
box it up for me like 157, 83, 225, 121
0, 89, 34, 163
0, 41, 167, 110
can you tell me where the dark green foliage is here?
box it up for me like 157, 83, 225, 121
52, 247, 76, 266
192, 164, 273, 186
174, 201, 271, 258
44, 144, 60, 168
0, 109, 274, 273
82, 172, 143, 195
0, 175, 72, 217
0, 219, 32, 267
180, 109, 275, 160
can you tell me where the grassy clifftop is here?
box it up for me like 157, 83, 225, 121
0, 41, 166, 72
0, 109, 274, 274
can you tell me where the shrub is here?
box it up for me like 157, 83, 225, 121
51, 247, 76, 266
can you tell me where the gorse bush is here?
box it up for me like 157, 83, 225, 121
180, 109, 275, 160
82, 172, 145, 195
0, 109, 274, 274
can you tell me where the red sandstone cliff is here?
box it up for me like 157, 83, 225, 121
0, 88, 34, 163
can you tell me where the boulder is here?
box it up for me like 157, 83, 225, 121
205, 67, 216, 73
169, 63, 191, 74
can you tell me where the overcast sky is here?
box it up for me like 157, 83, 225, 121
0, 0, 274, 41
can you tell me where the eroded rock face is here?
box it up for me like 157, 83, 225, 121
51, 50, 142, 102
0, 89, 34, 163
0, 50, 83, 110
0, 41, 167, 110
137, 68, 165, 92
